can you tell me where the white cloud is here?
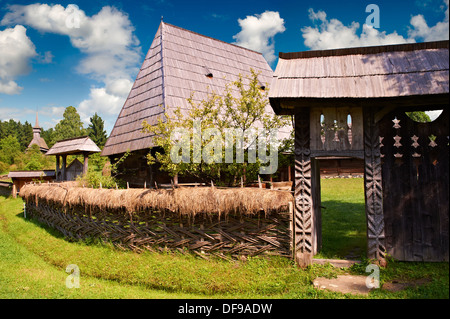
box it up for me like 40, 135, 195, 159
233, 11, 285, 64
1, 4, 141, 81
39, 51, 54, 64
408, 0, 449, 41
0, 106, 34, 122
302, 9, 413, 50
78, 78, 133, 132
0, 80, 23, 95
302, 0, 449, 50
1, 4, 141, 125
0, 25, 37, 94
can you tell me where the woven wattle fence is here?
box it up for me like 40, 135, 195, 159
20, 183, 293, 259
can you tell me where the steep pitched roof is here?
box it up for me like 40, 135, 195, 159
28, 136, 49, 152
102, 22, 274, 157
46, 136, 101, 156
269, 41, 449, 113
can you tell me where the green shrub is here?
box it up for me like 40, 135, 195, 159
0, 161, 8, 174
77, 169, 121, 189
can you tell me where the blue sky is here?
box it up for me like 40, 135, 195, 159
0, 0, 448, 134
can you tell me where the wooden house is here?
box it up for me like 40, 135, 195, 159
65, 158, 84, 181
101, 21, 288, 187
269, 40, 449, 265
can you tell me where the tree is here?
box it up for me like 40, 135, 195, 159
22, 144, 55, 171
0, 135, 21, 165
17, 121, 33, 151
87, 113, 107, 148
405, 111, 431, 123
0, 119, 33, 151
52, 106, 86, 144
142, 69, 290, 185
41, 127, 55, 149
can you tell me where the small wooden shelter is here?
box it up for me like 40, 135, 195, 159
269, 40, 449, 266
46, 136, 101, 181
8, 170, 55, 197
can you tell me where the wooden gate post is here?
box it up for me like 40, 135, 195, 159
363, 108, 386, 265
294, 107, 314, 267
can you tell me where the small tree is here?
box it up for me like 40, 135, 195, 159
52, 106, 86, 144
87, 113, 107, 148
405, 111, 431, 123
142, 69, 291, 185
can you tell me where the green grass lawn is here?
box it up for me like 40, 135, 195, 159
317, 178, 367, 259
0, 178, 448, 299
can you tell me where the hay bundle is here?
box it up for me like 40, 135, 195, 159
19, 183, 293, 217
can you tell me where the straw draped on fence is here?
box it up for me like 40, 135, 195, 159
20, 183, 294, 259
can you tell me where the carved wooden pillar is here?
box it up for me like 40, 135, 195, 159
363, 108, 386, 264
294, 107, 314, 267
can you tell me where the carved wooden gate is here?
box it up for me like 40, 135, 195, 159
379, 109, 449, 261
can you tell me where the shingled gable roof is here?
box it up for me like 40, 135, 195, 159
101, 22, 274, 157
269, 40, 449, 113
46, 136, 101, 156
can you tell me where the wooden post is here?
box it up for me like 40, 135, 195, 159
83, 152, 89, 175
294, 107, 314, 268
55, 155, 60, 181
311, 158, 322, 254
289, 201, 294, 258
61, 155, 67, 181
363, 107, 386, 265
12, 183, 17, 198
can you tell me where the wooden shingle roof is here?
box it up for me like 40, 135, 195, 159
46, 136, 101, 156
102, 22, 274, 157
269, 41, 449, 113
8, 170, 56, 179
28, 136, 49, 152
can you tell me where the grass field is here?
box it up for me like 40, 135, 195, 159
0, 178, 448, 299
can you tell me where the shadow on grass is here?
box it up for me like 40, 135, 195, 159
315, 200, 367, 260
16, 206, 70, 242
14, 195, 367, 261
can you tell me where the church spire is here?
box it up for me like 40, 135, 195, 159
34, 111, 40, 129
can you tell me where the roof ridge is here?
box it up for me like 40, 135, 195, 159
162, 21, 264, 56
279, 40, 449, 60
53, 135, 89, 144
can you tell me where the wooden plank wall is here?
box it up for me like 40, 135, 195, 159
380, 108, 449, 261
310, 106, 364, 158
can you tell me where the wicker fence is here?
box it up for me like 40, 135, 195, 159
22, 184, 293, 260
